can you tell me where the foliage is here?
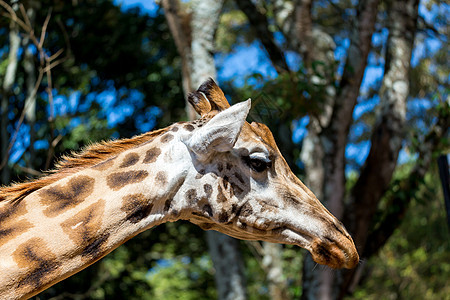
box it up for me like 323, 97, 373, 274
147, 255, 216, 300
350, 166, 450, 300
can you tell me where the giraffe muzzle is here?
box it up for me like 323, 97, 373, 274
310, 235, 359, 269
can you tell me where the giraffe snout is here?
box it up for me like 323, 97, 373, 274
310, 235, 359, 269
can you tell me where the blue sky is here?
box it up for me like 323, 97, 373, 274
114, 0, 158, 13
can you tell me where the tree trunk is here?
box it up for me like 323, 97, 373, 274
262, 242, 290, 300
161, 1, 247, 299
235, 0, 289, 73
340, 0, 420, 296
207, 230, 247, 300
1, 1, 21, 185
23, 3, 38, 170
299, 0, 381, 298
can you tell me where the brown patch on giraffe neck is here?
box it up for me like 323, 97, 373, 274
0, 200, 33, 247
204, 184, 213, 197
121, 194, 153, 223
106, 170, 149, 191
214, 161, 250, 201
162, 176, 186, 214
163, 199, 172, 212
160, 133, 174, 143
143, 147, 161, 164
119, 152, 140, 168
13, 237, 61, 293
183, 124, 195, 132
39, 175, 95, 218
61, 199, 109, 260
0, 128, 168, 203
155, 171, 168, 186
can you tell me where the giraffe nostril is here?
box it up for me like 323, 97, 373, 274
324, 236, 335, 244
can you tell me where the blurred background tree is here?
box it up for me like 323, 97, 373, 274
0, 0, 448, 299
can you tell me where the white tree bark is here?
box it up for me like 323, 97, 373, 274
189, 0, 221, 87
207, 231, 247, 300
262, 242, 290, 300
23, 3, 38, 169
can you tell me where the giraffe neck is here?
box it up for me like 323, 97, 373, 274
0, 124, 194, 300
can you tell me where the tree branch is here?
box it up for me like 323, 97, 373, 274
235, 0, 289, 73
160, 0, 191, 64
337, 1, 421, 297
320, 0, 381, 218
160, 0, 195, 119
294, 0, 313, 67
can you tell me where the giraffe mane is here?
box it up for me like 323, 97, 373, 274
0, 127, 169, 203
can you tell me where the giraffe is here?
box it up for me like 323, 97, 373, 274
0, 78, 359, 299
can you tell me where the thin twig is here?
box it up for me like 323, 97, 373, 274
56, 18, 72, 56
43, 59, 65, 73
15, 165, 42, 176
49, 47, 64, 61
18, 3, 31, 28
39, 7, 52, 49
0, 1, 28, 30
44, 134, 63, 171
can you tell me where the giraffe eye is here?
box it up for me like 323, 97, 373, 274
243, 154, 271, 172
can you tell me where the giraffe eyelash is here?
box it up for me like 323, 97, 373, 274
242, 154, 272, 172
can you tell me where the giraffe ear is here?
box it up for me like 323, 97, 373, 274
183, 99, 251, 157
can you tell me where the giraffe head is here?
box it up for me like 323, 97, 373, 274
173, 79, 359, 269
166, 79, 359, 268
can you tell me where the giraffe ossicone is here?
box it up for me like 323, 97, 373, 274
0, 78, 359, 299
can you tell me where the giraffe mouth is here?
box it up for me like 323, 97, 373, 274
276, 226, 359, 269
